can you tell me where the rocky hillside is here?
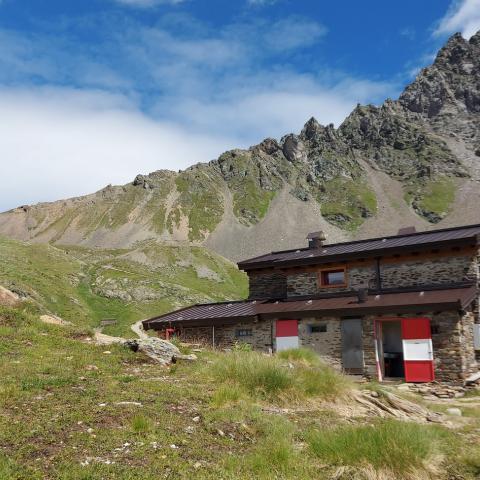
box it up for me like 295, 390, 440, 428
0, 236, 247, 336
1, 31, 479, 261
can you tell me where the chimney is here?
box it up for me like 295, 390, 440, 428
356, 288, 368, 303
307, 231, 327, 249
397, 226, 416, 235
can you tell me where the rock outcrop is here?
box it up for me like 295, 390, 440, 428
0, 286, 20, 307
0, 31, 479, 261
124, 338, 197, 365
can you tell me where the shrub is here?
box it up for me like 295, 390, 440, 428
307, 419, 447, 474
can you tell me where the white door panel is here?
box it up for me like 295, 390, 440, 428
276, 336, 299, 351
402, 339, 433, 361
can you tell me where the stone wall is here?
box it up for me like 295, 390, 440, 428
380, 255, 478, 289
362, 317, 377, 378
287, 265, 376, 296
178, 321, 273, 352
431, 310, 478, 382
297, 317, 343, 369
284, 254, 478, 297
248, 272, 287, 299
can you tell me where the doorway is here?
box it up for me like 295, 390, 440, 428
378, 321, 404, 379
375, 318, 434, 382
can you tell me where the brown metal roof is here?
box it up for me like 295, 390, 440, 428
143, 286, 477, 328
238, 223, 480, 270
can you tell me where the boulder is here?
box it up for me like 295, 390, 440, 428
124, 338, 197, 365
0, 286, 20, 307
446, 408, 462, 417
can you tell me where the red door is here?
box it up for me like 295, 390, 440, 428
401, 318, 434, 382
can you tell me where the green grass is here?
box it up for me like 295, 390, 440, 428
209, 349, 349, 401
411, 176, 456, 222
0, 303, 478, 479
0, 236, 248, 336
170, 168, 225, 241
319, 177, 377, 231
307, 419, 448, 475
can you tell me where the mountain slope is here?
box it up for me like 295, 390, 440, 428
1, 31, 479, 261
0, 236, 247, 336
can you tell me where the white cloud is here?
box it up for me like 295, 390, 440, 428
247, 0, 278, 5
264, 18, 327, 51
112, 0, 185, 7
0, 87, 235, 211
0, 14, 398, 212
435, 0, 480, 39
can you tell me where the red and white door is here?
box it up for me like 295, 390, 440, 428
401, 318, 434, 382
275, 319, 299, 351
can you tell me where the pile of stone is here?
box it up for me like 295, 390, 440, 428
397, 382, 466, 399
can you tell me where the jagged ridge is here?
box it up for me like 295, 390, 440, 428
0, 31, 479, 259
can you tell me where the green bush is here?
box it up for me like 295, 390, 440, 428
307, 419, 447, 474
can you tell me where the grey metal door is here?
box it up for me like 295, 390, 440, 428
341, 319, 364, 373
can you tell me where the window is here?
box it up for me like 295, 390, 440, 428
309, 324, 327, 333
319, 268, 346, 287
236, 328, 252, 337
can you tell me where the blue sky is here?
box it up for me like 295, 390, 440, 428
0, 0, 479, 211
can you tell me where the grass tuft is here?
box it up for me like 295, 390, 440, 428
307, 419, 447, 475
209, 349, 349, 401
131, 414, 153, 433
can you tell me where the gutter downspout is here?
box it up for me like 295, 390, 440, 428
375, 257, 382, 293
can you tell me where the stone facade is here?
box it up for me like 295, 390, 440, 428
248, 272, 287, 299
297, 317, 343, 369
178, 320, 273, 352
380, 255, 478, 289
280, 253, 479, 298
176, 310, 478, 384
287, 265, 376, 296
431, 310, 477, 382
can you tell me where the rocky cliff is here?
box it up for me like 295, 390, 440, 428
1, 31, 479, 261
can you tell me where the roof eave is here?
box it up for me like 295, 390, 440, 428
239, 236, 478, 271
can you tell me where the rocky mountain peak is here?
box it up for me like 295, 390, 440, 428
1, 31, 480, 259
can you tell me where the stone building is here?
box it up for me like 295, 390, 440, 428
143, 224, 480, 384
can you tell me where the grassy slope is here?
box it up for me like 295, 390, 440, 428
1, 305, 479, 480
0, 237, 248, 337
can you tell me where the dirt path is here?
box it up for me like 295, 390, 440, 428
93, 318, 148, 346
131, 319, 149, 339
